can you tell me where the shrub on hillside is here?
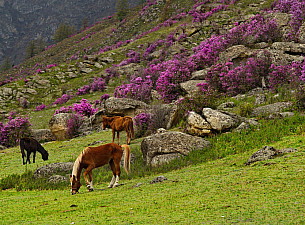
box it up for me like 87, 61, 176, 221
0, 112, 31, 147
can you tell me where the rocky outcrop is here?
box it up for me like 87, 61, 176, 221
141, 130, 210, 166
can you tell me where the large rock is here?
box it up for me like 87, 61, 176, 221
202, 108, 236, 132
218, 45, 254, 65
31, 129, 55, 142
141, 131, 210, 166
104, 97, 149, 117
185, 111, 212, 136
33, 162, 74, 179
251, 102, 292, 117
150, 104, 180, 130
49, 113, 72, 141
180, 80, 204, 95
245, 146, 297, 165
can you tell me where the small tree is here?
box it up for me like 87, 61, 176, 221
0, 56, 12, 72
25, 40, 37, 59
80, 17, 88, 31
116, 0, 128, 21
36, 37, 46, 53
53, 22, 76, 43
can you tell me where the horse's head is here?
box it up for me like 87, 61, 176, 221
42, 151, 49, 161
102, 116, 112, 130
70, 175, 81, 195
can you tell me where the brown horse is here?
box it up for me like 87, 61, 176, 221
20, 137, 49, 165
102, 115, 134, 145
70, 143, 131, 195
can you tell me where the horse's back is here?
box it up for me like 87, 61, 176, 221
84, 143, 123, 166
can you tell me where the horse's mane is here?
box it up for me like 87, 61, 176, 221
72, 147, 90, 179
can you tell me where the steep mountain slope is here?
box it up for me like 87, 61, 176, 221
0, 0, 140, 65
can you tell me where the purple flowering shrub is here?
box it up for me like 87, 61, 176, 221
134, 112, 154, 137
54, 99, 97, 117
73, 99, 98, 117
66, 113, 83, 138
156, 56, 192, 103
114, 76, 153, 103
0, 112, 31, 147
53, 99, 97, 138
35, 104, 46, 111
76, 77, 106, 96
53, 94, 73, 105
196, 51, 272, 96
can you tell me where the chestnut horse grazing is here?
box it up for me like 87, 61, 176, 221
102, 115, 134, 145
70, 143, 131, 195
20, 137, 49, 165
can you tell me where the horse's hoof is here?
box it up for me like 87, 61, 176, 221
113, 183, 119, 188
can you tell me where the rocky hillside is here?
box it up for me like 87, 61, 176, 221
0, 0, 141, 64
0, 0, 305, 148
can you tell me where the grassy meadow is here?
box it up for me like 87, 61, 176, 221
1, 115, 305, 224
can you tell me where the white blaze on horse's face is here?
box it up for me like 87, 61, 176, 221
70, 175, 81, 195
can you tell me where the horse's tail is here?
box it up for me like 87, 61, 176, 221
121, 144, 131, 175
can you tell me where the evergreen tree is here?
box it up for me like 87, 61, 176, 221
36, 37, 46, 53
25, 40, 37, 59
116, 0, 128, 21
80, 17, 88, 31
0, 56, 12, 72
53, 22, 76, 43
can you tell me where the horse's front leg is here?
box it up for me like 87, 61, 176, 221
117, 131, 120, 145
33, 151, 36, 163
112, 129, 115, 143
126, 130, 130, 145
83, 167, 94, 192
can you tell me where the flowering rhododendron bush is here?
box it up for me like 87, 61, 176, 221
54, 99, 98, 117
53, 99, 98, 138
134, 112, 154, 137
114, 76, 153, 103
0, 112, 31, 147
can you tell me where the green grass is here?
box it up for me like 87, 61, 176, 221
0, 133, 305, 224
1, 114, 305, 223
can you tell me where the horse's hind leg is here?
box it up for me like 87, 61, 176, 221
108, 160, 116, 188
126, 130, 130, 145
113, 157, 121, 187
26, 151, 31, 164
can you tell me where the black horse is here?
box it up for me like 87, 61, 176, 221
20, 137, 49, 165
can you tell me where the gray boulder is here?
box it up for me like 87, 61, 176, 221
202, 108, 236, 132
245, 146, 297, 165
31, 129, 55, 142
34, 162, 74, 179
141, 131, 210, 166
185, 111, 212, 137
251, 102, 292, 117
104, 97, 148, 117
180, 80, 204, 95
48, 175, 69, 184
